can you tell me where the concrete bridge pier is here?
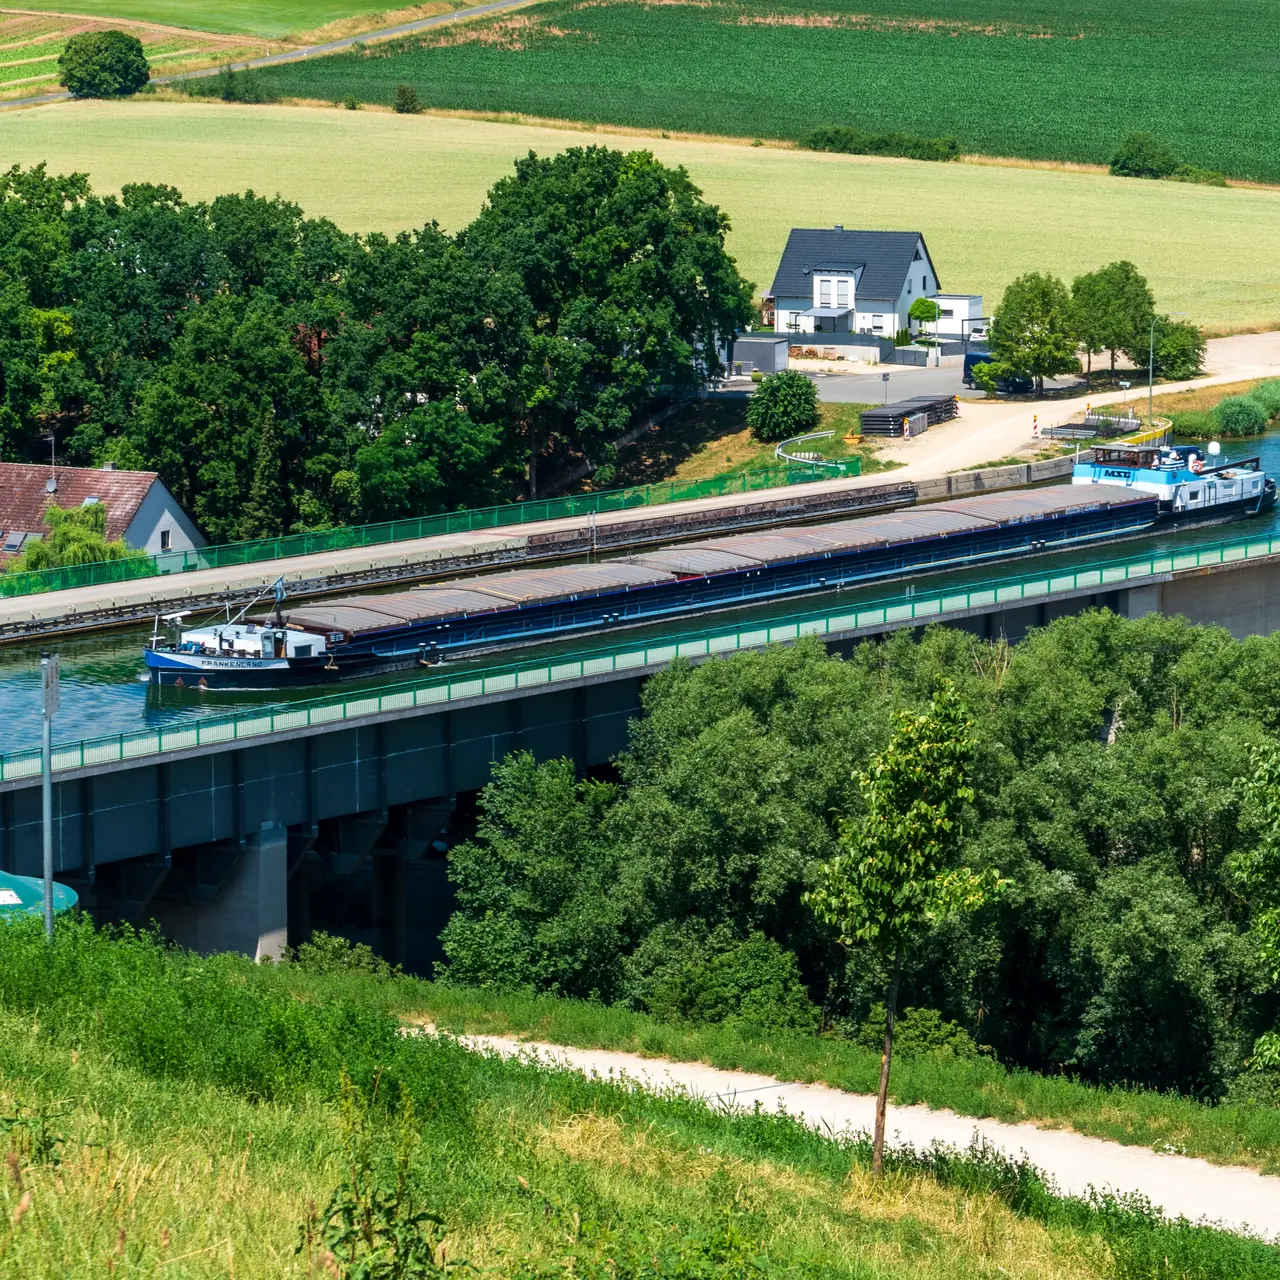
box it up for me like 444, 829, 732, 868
151, 824, 288, 961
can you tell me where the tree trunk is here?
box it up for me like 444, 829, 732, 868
872, 945, 904, 1175
528, 424, 539, 500
1086, 350, 1092, 386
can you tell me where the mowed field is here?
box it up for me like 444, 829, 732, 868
2, 100, 1279, 329
0, 0, 418, 39
255, 0, 1280, 182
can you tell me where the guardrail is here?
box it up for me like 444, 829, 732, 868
774, 431, 861, 473
0, 461, 856, 602
3, 528, 1276, 783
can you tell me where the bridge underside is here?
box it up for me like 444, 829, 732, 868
5, 555, 1280, 970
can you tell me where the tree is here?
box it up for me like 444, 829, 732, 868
58, 30, 150, 99
746, 369, 819, 442
1110, 132, 1180, 179
392, 84, 423, 114
908, 297, 941, 342
7, 501, 147, 572
986, 272, 1080, 394
1145, 315, 1205, 380
1072, 261, 1155, 377
805, 680, 1003, 1173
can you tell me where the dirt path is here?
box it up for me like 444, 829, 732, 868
448, 1030, 1280, 1240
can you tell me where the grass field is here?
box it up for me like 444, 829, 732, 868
2, 918, 1278, 1278
0, 11, 270, 98
2, 100, 1279, 331
0, 0, 408, 39
251, 0, 1280, 182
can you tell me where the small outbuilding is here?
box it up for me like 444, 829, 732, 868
0, 462, 204, 559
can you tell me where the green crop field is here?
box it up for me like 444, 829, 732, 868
0, 0, 404, 39
2, 101, 1279, 329
253, 0, 1280, 182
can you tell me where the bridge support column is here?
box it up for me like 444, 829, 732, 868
155, 824, 288, 961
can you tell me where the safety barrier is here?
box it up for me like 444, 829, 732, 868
3, 528, 1276, 783
0, 461, 856, 602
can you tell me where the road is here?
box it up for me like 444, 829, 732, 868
452, 1030, 1280, 1240
0, 0, 531, 112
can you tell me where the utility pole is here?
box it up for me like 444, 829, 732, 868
40, 652, 59, 940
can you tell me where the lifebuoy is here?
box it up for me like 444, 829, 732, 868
1191, 457, 1203, 473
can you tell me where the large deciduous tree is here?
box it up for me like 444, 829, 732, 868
985, 272, 1081, 394
804, 680, 1004, 1173
458, 147, 755, 494
58, 30, 150, 99
1072, 260, 1156, 378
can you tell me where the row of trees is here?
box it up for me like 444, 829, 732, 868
441, 611, 1280, 1104
979, 261, 1204, 394
0, 155, 753, 542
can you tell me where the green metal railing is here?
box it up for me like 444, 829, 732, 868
2, 528, 1275, 783
0, 462, 858, 602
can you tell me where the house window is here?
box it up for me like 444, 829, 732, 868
923, 275, 928, 291
819, 279, 832, 307
872, 315, 884, 330
907, 280, 912, 295
836, 279, 849, 307
941, 308, 954, 318
160, 529, 171, 551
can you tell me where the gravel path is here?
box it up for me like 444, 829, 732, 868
456, 1031, 1280, 1241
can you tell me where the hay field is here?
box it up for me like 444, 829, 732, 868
1, 99, 1278, 329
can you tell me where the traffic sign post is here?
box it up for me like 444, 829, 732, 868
40, 652, 58, 940
881, 371, 891, 403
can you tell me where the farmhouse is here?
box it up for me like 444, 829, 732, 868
0, 462, 204, 559
766, 227, 982, 342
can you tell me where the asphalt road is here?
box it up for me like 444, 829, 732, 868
810, 364, 1091, 406
0, 0, 531, 112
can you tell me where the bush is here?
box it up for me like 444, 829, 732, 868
58, 29, 149, 99
647, 934, 819, 1034
186, 65, 280, 104
746, 369, 819, 442
1217, 395, 1269, 437
393, 83, 424, 114
1251, 379, 1280, 418
1171, 164, 1229, 187
855, 1005, 980, 1060
893, 328, 912, 347
284, 930, 401, 980
1110, 131, 1180, 179
803, 124, 960, 162
1151, 316, 1206, 379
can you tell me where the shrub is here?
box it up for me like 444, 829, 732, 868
58, 30, 149, 99
647, 934, 819, 1034
746, 369, 819, 442
855, 1005, 980, 1059
1151, 316, 1206, 379
393, 83, 424, 114
1110, 131, 1180, 179
893, 328, 912, 347
1171, 164, 1228, 187
1217, 395, 1269, 436
1250, 379, 1280, 418
803, 124, 960, 162
284, 930, 401, 980
187, 65, 280, 104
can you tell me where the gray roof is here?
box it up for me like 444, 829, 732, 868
768, 229, 938, 302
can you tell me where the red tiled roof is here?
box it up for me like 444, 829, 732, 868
0, 463, 158, 543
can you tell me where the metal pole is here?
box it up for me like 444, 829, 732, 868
40, 653, 53, 940
1148, 318, 1156, 426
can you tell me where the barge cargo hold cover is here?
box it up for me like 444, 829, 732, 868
146, 483, 1163, 687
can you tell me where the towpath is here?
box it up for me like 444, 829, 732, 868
451, 1030, 1280, 1240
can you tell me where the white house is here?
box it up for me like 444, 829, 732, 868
766, 227, 979, 342
0, 462, 204, 559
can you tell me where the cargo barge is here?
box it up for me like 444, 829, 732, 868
145, 465, 1272, 689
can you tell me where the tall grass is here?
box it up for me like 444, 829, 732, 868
1, 917, 1278, 1278
275, 972, 1280, 1175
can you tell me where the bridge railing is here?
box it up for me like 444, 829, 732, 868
0, 462, 856, 602
3, 530, 1275, 783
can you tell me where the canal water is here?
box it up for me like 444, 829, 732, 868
2, 431, 1275, 756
